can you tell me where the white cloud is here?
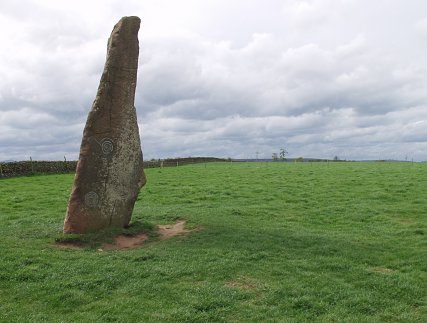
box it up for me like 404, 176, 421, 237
415, 17, 427, 39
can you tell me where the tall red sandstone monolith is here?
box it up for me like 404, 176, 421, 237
63, 16, 146, 233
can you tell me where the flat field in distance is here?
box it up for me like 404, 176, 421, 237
0, 162, 426, 322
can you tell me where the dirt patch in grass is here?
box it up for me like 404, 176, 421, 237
399, 218, 415, 225
102, 220, 193, 250
368, 267, 395, 274
102, 232, 150, 250
158, 220, 191, 240
225, 276, 261, 290
101, 220, 191, 250
56, 220, 193, 250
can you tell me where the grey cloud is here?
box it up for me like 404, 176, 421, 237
138, 33, 427, 122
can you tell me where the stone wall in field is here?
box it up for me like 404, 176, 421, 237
0, 157, 226, 178
145, 157, 227, 168
0, 161, 77, 178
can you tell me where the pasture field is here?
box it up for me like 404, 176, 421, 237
0, 162, 426, 322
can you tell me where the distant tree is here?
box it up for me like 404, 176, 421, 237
272, 153, 278, 161
296, 157, 304, 162
279, 148, 288, 161
333, 156, 340, 161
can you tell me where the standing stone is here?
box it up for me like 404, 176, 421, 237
63, 16, 146, 233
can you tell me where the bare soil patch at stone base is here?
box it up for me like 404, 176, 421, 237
101, 220, 190, 250
102, 232, 149, 250
158, 220, 191, 240
55, 220, 193, 251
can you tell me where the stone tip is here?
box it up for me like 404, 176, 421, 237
111, 16, 140, 36
119, 16, 141, 26
122, 16, 141, 22
107, 16, 141, 56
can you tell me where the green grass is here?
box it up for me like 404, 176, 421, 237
0, 162, 426, 322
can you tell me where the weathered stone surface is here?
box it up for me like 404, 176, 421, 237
63, 16, 146, 233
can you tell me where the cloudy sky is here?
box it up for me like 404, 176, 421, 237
1, 0, 427, 161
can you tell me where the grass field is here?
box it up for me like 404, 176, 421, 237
0, 162, 426, 322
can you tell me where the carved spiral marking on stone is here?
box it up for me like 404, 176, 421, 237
85, 191, 99, 208
100, 138, 114, 155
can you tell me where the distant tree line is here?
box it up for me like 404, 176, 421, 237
272, 148, 288, 161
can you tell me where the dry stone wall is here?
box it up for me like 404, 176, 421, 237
0, 157, 226, 178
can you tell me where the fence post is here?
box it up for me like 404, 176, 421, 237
30, 156, 34, 174
176, 161, 179, 167
0, 162, 3, 178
